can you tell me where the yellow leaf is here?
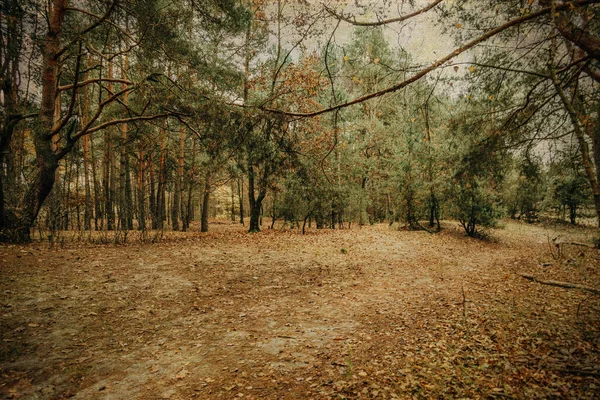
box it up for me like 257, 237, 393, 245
468, 65, 475, 73
410, 118, 416, 123
455, 23, 463, 29
175, 369, 189, 380
489, 95, 495, 101
343, 55, 349, 63
373, 57, 380, 64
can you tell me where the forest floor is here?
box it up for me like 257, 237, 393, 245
1, 220, 600, 399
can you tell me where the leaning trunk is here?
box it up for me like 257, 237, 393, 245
0, 1, 67, 242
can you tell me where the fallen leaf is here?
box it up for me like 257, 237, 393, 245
175, 369, 189, 380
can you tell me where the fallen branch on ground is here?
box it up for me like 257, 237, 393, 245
521, 274, 600, 295
556, 368, 600, 377
559, 241, 597, 249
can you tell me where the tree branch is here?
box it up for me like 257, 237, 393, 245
57, 0, 119, 58
325, 0, 444, 27
57, 113, 172, 160
58, 77, 133, 92
521, 274, 600, 295
263, 0, 600, 118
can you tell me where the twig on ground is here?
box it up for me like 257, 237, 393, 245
521, 274, 600, 295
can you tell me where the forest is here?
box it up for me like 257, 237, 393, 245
1, 0, 599, 242
1, 0, 600, 399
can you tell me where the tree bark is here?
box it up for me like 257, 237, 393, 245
149, 151, 157, 229
156, 121, 167, 229
119, 52, 133, 230
183, 136, 197, 231
238, 176, 244, 225
138, 143, 146, 231
248, 165, 267, 233
231, 179, 236, 223
2, 0, 68, 242
201, 172, 211, 232
90, 121, 101, 231
172, 126, 184, 230
81, 55, 92, 230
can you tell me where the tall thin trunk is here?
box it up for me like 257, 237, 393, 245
63, 153, 72, 230
172, 126, 184, 230
184, 137, 197, 231
238, 175, 244, 225
201, 172, 211, 232
90, 127, 101, 230
119, 52, 133, 230
231, 178, 236, 222
149, 151, 157, 229
82, 55, 91, 230
75, 150, 81, 231
138, 143, 146, 231
156, 121, 167, 229
103, 59, 115, 230
109, 133, 117, 229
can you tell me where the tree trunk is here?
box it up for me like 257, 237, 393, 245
172, 126, 184, 231
248, 159, 270, 233
0, 0, 67, 242
156, 122, 167, 229
248, 166, 262, 232
90, 123, 101, 230
201, 173, 211, 232
109, 132, 117, 230
183, 137, 196, 231
82, 74, 92, 230
238, 176, 244, 225
149, 151, 157, 229
138, 144, 146, 231
231, 179, 236, 223
119, 53, 133, 230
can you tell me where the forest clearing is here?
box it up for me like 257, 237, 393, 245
1, 220, 599, 399
3, 0, 600, 398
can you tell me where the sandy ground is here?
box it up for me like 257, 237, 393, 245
1, 220, 599, 399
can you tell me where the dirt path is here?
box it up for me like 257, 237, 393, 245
1, 222, 599, 399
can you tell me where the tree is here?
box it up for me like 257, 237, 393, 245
446, 101, 507, 237
0, 0, 249, 242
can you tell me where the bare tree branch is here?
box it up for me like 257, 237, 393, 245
324, 0, 444, 27
58, 77, 133, 92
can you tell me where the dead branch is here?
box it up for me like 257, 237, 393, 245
558, 241, 597, 249
324, 0, 444, 27
556, 368, 600, 377
521, 274, 600, 295
548, 234, 561, 259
